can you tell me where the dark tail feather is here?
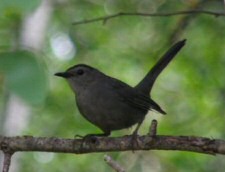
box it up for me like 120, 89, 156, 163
135, 39, 186, 94
150, 98, 166, 115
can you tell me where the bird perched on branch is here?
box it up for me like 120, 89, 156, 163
55, 39, 186, 138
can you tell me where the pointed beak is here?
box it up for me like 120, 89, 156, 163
54, 72, 73, 78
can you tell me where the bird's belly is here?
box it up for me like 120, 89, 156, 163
76, 93, 147, 132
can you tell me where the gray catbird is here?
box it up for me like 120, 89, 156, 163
55, 39, 186, 137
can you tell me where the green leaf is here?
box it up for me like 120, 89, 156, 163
0, 0, 41, 16
0, 51, 48, 105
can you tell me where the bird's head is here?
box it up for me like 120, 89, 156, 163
55, 64, 102, 93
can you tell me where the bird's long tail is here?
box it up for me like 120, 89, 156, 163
135, 39, 186, 94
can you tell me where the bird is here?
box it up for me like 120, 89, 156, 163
55, 39, 186, 138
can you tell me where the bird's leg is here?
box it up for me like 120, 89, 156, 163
133, 122, 142, 136
131, 121, 143, 149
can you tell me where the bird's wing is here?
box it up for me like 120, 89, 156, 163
110, 78, 166, 114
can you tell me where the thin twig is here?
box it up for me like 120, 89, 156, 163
169, 1, 207, 42
104, 154, 125, 172
148, 119, 158, 136
2, 153, 13, 172
72, 10, 225, 25
1, 141, 14, 172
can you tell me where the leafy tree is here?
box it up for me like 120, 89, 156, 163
0, 0, 225, 171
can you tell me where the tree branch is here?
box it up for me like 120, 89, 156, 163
1, 120, 225, 172
1, 134, 225, 155
72, 10, 225, 26
104, 154, 125, 172
1, 141, 14, 172
2, 153, 13, 172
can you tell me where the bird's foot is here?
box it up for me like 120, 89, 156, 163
130, 131, 140, 152
74, 134, 84, 139
75, 132, 110, 149
82, 134, 103, 144
74, 134, 99, 144
129, 121, 143, 151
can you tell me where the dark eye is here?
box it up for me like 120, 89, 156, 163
77, 69, 84, 75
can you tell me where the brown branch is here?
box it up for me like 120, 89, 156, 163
0, 120, 225, 172
104, 154, 125, 172
72, 10, 225, 25
148, 119, 158, 136
1, 142, 14, 172
0, 134, 225, 155
2, 153, 13, 172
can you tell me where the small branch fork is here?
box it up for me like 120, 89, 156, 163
72, 10, 225, 25
1, 120, 225, 171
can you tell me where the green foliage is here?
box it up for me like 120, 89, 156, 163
0, 0, 41, 16
0, 0, 225, 172
0, 51, 47, 105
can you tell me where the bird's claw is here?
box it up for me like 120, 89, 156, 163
130, 131, 140, 151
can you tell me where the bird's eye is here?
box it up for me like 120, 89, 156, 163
77, 69, 84, 75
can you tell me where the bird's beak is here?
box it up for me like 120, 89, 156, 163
54, 72, 73, 78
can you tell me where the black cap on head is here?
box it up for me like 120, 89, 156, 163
66, 64, 94, 72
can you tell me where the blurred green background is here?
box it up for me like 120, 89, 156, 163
0, 0, 225, 171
